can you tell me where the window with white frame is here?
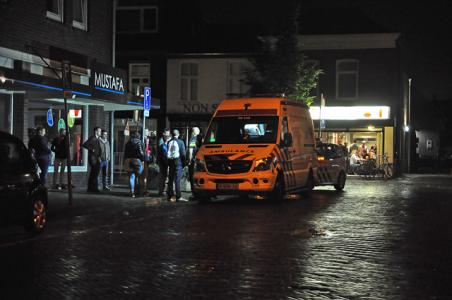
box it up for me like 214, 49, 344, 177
73, 0, 88, 30
129, 63, 150, 96
116, 6, 158, 33
180, 63, 198, 101
46, 0, 64, 22
227, 61, 247, 96
336, 59, 359, 99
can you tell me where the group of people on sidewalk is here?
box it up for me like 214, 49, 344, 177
124, 127, 202, 201
28, 126, 112, 192
27, 124, 202, 200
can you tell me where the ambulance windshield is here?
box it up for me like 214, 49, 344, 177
205, 116, 278, 144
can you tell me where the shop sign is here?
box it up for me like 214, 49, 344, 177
47, 109, 54, 127
170, 102, 220, 114
67, 113, 75, 128
309, 106, 390, 120
58, 118, 66, 130
90, 61, 128, 103
69, 109, 82, 119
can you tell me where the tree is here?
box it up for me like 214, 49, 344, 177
244, 4, 322, 106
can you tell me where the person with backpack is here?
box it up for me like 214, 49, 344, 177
167, 129, 187, 202
29, 126, 51, 186
82, 127, 102, 192
157, 128, 171, 196
123, 131, 145, 198
51, 128, 68, 190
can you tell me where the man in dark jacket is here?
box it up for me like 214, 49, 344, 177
82, 127, 102, 192
123, 131, 145, 197
167, 129, 186, 202
29, 126, 51, 186
157, 128, 171, 196
51, 128, 68, 190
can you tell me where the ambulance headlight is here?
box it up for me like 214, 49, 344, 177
194, 158, 207, 172
254, 156, 273, 171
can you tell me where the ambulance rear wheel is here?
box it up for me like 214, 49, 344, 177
300, 171, 314, 196
334, 171, 346, 191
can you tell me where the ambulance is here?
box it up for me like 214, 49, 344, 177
192, 96, 318, 202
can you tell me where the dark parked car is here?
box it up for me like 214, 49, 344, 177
0, 131, 48, 234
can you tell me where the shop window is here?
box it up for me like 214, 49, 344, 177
336, 59, 359, 99
116, 6, 158, 33
29, 103, 86, 169
46, 0, 64, 22
227, 61, 247, 96
129, 63, 150, 96
73, 0, 88, 31
180, 62, 198, 101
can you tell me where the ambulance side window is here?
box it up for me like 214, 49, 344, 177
280, 117, 292, 147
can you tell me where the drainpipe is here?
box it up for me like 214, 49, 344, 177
112, 0, 117, 67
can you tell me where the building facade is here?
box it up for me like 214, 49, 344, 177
165, 33, 403, 170
0, 0, 138, 186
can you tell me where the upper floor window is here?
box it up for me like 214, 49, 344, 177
336, 59, 359, 99
46, 0, 64, 22
116, 6, 158, 33
227, 61, 247, 97
129, 63, 150, 96
180, 63, 198, 101
73, 0, 88, 30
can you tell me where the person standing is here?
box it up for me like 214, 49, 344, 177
29, 126, 51, 186
157, 128, 171, 196
99, 130, 111, 191
167, 129, 186, 202
51, 128, 68, 190
82, 127, 102, 192
189, 134, 203, 197
123, 131, 145, 198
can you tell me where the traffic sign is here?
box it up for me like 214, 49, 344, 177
47, 109, 54, 127
144, 110, 149, 117
144, 87, 151, 111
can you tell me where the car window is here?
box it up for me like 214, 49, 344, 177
317, 144, 336, 160
0, 139, 34, 174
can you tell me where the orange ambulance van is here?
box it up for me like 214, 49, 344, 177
192, 96, 318, 202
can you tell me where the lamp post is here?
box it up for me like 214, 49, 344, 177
407, 78, 412, 173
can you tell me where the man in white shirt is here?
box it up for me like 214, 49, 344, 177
167, 129, 187, 201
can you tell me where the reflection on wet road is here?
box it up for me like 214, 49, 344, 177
1, 175, 452, 299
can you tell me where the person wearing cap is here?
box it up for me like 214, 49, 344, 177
166, 129, 187, 201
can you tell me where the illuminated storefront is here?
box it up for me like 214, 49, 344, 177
310, 105, 394, 163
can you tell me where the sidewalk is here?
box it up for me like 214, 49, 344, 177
46, 185, 194, 221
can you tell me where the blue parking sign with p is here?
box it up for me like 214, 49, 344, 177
144, 87, 151, 111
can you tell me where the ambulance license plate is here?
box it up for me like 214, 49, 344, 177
216, 183, 238, 190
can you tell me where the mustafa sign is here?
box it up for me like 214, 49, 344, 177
90, 61, 127, 102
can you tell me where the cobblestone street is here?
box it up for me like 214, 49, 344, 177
1, 175, 452, 299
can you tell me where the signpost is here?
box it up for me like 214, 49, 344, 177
143, 87, 151, 142
62, 61, 73, 206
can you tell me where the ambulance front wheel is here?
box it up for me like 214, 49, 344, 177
270, 172, 285, 202
194, 192, 211, 204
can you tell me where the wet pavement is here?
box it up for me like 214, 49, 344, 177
1, 174, 452, 299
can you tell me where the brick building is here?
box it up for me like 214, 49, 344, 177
0, 0, 138, 186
